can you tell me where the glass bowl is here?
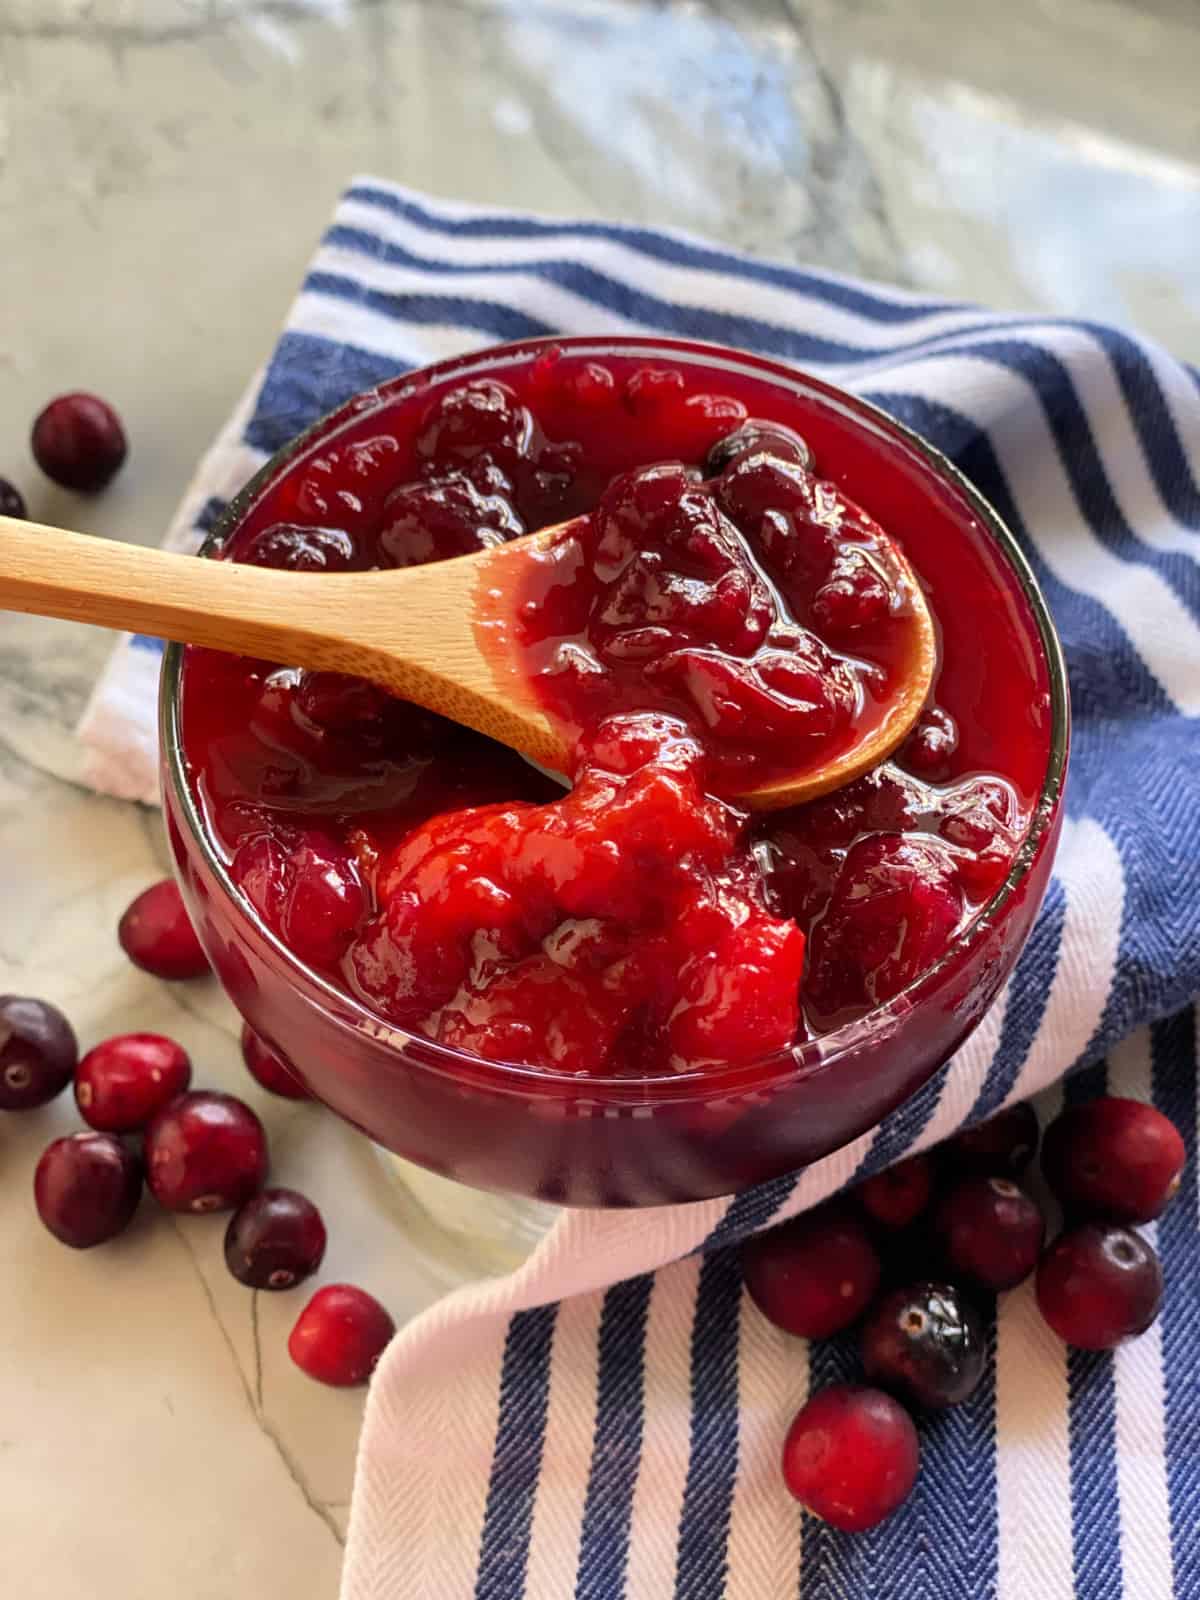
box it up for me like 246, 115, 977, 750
160, 336, 1069, 1209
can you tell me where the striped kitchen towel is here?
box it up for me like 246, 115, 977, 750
78, 180, 1200, 1599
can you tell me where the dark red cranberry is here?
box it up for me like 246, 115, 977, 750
75, 1032, 191, 1132
1041, 1097, 1186, 1224
781, 1384, 919, 1531
741, 1204, 881, 1339
861, 1282, 986, 1409
857, 1154, 934, 1231
941, 1102, 1039, 1178
898, 706, 959, 780
705, 420, 814, 477
0, 477, 27, 519
240, 1023, 312, 1100
144, 1090, 267, 1214
224, 1188, 327, 1290
934, 1176, 1045, 1291
1036, 1223, 1163, 1349
288, 1283, 395, 1386
34, 1132, 142, 1248
235, 523, 358, 573
118, 879, 210, 980
31, 392, 127, 492
0, 995, 77, 1110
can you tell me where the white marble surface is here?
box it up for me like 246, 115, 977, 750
2, 1, 1200, 1595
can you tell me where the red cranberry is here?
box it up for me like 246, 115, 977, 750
1036, 1223, 1163, 1349
288, 1283, 395, 1387
118, 879, 210, 980
0, 995, 77, 1110
0, 477, 27, 519
31, 392, 127, 492
1041, 1097, 1186, 1224
741, 1205, 881, 1339
705, 420, 814, 477
933, 1176, 1045, 1291
75, 1032, 191, 1132
781, 1384, 919, 1532
857, 1154, 934, 1230
861, 1282, 986, 1409
144, 1090, 267, 1214
240, 1023, 312, 1100
34, 1132, 142, 1248
235, 523, 359, 573
898, 706, 959, 780
941, 1102, 1039, 1178
224, 1188, 326, 1290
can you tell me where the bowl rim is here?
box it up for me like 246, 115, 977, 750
160, 333, 1070, 1102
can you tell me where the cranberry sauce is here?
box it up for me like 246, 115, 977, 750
180, 346, 1052, 1077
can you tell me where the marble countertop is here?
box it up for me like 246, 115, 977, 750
2, 1, 1199, 1595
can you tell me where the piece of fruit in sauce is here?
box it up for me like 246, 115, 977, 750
181, 350, 1049, 1077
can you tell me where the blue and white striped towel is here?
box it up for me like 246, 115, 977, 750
79, 180, 1200, 1600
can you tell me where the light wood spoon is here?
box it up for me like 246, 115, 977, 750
0, 514, 935, 809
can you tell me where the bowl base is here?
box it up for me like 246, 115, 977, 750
373, 1148, 561, 1286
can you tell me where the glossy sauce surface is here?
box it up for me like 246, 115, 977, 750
180, 347, 1052, 1077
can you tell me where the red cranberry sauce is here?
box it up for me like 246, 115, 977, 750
180, 348, 1051, 1076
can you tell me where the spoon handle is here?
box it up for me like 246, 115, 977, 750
0, 514, 348, 662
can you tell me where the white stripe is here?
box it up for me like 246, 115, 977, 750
622, 1259, 702, 1599
1107, 1031, 1176, 1600
1002, 816, 1125, 1106
866, 352, 1200, 714
996, 1074, 1074, 1600
725, 1295, 805, 1600
523, 1293, 603, 1600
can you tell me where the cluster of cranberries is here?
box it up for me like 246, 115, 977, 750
3, 876, 395, 1388
0, 391, 128, 517
744, 1096, 1185, 1532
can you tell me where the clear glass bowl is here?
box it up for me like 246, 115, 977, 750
160, 336, 1069, 1208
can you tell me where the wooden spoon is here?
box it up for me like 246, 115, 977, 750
0, 514, 935, 810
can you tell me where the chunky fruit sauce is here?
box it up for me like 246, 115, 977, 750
181, 347, 1053, 1079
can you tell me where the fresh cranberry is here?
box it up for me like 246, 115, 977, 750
34, 1132, 142, 1248
898, 706, 959, 780
0, 995, 77, 1110
224, 1188, 327, 1290
861, 1282, 986, 1409
781, 1384, 919, 1532
288, 1283, 396, 1387
1041, 1097, 1186, 1224
144, 1090, 268, 1213
31, 392, 127, 492
933, 1176, 1045, 1291
74, 1032, 192, 1132
235, 523, 359, 572
0, 477, 27, 519
1036, 1223, 1163, 1349
705, 420, 814, 477
118, 879, 210, 980
741, 1205, 881, 1339
240, 1023, 312, 1100
857, 1154, 934, 1231
941, 1102, 1039, 1177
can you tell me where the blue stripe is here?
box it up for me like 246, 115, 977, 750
344, 182, 971, 325
1151, 1008, 1200, 1600
243, 331, 412, 456
702, 1173, 801, 1251
1086, 327, 1200, 531
130, 634, 164, 654
304, 271, 555, 343
964, 877, 1069, 1125
474, 1305, 558, 1600
673, 1250, 742, 1600
798, 1321, 1000, 1600
574, 1275, 654, 1600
